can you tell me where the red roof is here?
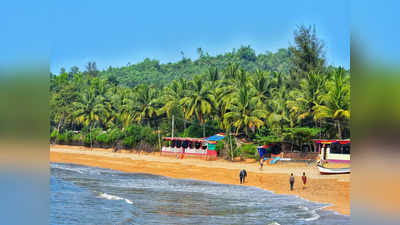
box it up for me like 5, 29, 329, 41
163, 137, 207, 142
312, 139, 350, 144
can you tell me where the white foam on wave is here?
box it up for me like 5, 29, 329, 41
98, 193, 133, 204
303, 212, 320, 221
267, 222, 281, 225
299, 205, 323, 221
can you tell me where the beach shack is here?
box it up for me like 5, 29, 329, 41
313, 139, 351, 164
161, 134, 225, 160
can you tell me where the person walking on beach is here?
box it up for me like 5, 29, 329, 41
290, 173, 295, 191
302, 172, 307, 189
239, 169, 247, 184
259, 158, 264, 170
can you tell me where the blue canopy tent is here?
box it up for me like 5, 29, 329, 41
204, 133, 225, 151
257, 145, 272, 159
204, 133, 225, 141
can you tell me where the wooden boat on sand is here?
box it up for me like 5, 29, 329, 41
317, 164, 350, 174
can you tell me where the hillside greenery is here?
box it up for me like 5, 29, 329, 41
50, 25, 350, 158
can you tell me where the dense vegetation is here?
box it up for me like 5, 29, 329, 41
50, 25, 350, 158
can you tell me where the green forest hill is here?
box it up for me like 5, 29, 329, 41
50, 25, 350, 159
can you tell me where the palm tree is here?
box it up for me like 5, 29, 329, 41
287, 71, 327, 126
223, 62, 240, 80
109, 87, 135, 129
158, 78, 188, 118
180, 75, 215, 137
224, 87, 268, 137
249, 70, 272, 108
313, 68, 350, 138
268, 86, 290, 132
73, 87, 109, 149
132, 84, 159, 126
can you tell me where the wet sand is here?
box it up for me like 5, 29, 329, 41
50, 145, 350, 215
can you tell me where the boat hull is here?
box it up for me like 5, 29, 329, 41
317, 165, 350, 174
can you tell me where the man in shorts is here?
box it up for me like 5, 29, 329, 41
290, 173, 295, 191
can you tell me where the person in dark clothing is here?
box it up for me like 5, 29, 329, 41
239, 169, 247, 184
290, 173, 295, 190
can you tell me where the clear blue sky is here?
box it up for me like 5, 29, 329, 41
48, 0, 349, 73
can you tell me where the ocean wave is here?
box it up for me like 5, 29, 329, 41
298, 205, 322, 221
51, 164, 85, 174
51, 163, 105, 175
98, 193, 133, 204
303, 212, 320, 221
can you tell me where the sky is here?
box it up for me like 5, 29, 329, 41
47, 0, 349, 73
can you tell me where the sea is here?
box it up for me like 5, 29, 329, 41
50, 163, 350, 225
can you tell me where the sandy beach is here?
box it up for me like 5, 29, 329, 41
50, 144, 350, 215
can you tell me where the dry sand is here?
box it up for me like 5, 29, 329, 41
50, 144, 350, 215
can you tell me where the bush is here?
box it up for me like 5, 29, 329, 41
227, 147, 240, 160
204, 120, 221, 137
125, 125, 142, 145
122, 136, 134, 148
184, 125, 203, 138
255, 135, 282, 145
140, 126, 157, 146
96, 133, 110, 145
64, 130, 74, 143
108, 128, 124, 143
215, 140, 225, 156
50, 130, 58, 142
239, 144, 257, 159
56, 133, 66, 143
83, 134, 91, 146
72, 133, 81, 143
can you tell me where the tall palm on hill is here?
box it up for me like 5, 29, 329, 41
224, 87, 268, 137
180, 75, 215, 137
313, 68, 350, 138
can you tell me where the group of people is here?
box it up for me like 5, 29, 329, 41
290, 172, 307, 190
239, 169, 308, 191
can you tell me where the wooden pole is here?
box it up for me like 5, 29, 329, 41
172, 115, 174, 139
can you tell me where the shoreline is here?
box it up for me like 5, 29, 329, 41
50, 144, 350, 215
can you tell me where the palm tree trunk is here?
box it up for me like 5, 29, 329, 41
229, 131, 234, 161
57, 113, 65, 132
89, 123, 92, 150
223, 126, 230, 159
336, 120, 342, 139
57, 119, 62, 133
